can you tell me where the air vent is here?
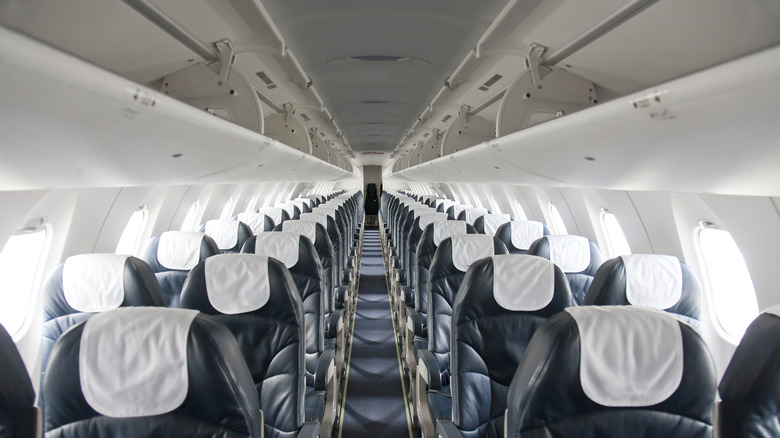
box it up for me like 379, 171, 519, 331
328, 55, 429, 65
255, 71, 277, 90
441, 114, 452, 123
478, 74, 503, 91
300, 113, 310, 122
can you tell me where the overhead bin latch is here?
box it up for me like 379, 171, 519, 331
283, 103, 295, 123
458, 104, 471, 129
208, 39, 235, 83
526, 44, 548, 87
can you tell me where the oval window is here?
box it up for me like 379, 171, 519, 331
602, 210, 631, 257
115, 207, 147, 256
180, 200, 200, 232
548, 202, 568, 235
0, 227, 49, 336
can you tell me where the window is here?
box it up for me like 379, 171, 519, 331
219, 197, 234, 220
245, 195, 258, 214
115, 207, 147, 256
180, 200, 200, 232
0, 227, 48, 336
601, 209, 631, 257
697, 225, 759, 342
513, 200, 528, 221
548, 202, 568, 235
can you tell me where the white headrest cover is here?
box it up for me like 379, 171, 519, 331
237, 213, 267, 235
482, 214, 511, 236
766, 304, 780, 317
80, 307, 198, 417
283, 220, 318, 244
253, 233, 300, 269
204, 220, 240, 250
438, 200, 457, 211
294, 198, 313, 208
452, 234, 495, 272
450, 204, 471, 217
300, 212, 328, 228
157, 231, 206, 270
622, 255, 683, 309
547, 235, 591, 273
258, 207, 283, 225
418, 213, 449, 231
567, 306, 683, 407
492, 255, 555, 311
509, 221, 544, 250
464, 208, 489, 225
434, 221, 467, 246
205, 254, 270, 314
313, 206, 337, 219
63, 254, 128, 312
277, 203, 297, 216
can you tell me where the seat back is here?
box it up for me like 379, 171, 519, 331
584, 255, 702, 329
200, 219, 253, 253
494, 221, 550, 254
279, 220, 336, 315
428, 234, 509, 381
241, 232, 325, 386
179, 254, 305, 437
140, 231, 219, 307
473, 213, 511, 236
451, 255, 571, 438
506, 306, 716, 438
718, 306, 780, 438
236, 212, 275, 234
43, 307, 262, 437
528, 235, 602, 305
457, 207, 489, 225
0, 325, 39, 438
406, 212, 448, 293
277, 203, 301, 220
257, 207, 289, 228
41, 254, 166, 378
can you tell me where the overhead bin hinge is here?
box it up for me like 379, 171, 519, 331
444, 76, 466, 91
207, 39, 235, 83
309, 127, 318, 140
458, 104, 471, 128
283, 103, 295, 123
294, 77, 313, 90
525, 44, 548, 87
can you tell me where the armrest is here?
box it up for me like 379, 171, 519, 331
334, 286, 348, 306
297, 421, 321, 438
406, 309, 425, 338
401, 285, 414, 306
436, 420, 464, 438
326, 309, 345, 339
417, 349, 442, 391
314, 348, 336, 391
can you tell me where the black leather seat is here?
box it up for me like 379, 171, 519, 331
140, 231, 219, 307
494, 220, 550, 254
505, 306, 716, 437
179, 254, 321, 437
236, 212, 275, 234
0, 324, 40, 438
278, 203, 302, 220
472, 213, 511, 236
257, 207, 290, 228
40, 254, 166, 390
456, 207, 489, 226
43, 307, 270, 437
416, 234, 509, 436
200, 219, 253, 253
718, 306, 780, 438
584, 254, 703, 330
528, 235, 602, 305
435, 255, 571, 438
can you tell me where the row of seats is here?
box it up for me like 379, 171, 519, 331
25, 190, 364, 437
379, 190, 778, 438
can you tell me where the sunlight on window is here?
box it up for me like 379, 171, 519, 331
698, 226, 759, 342
513, 200, 527, 221
602, 210, 631, 257
0, 228, 48, 336
548, 202, 568, 235
180, 200, 200, 232
245, 195, 258, 214
219, 197, 234, 220
115, 207, 147, 256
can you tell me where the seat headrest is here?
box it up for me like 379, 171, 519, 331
236, 212, 269, 234
434, 220, 468, 245
463, 208, 489, 225
300, 212, 328, 228
492, 255, 557, 311
312, 206, 336, 219
204, 254, 271, 314
62, 254, 129, 312
204, 220, 240, 250
622, 255, 684, 309
567, 306, 684, 407
767, 304, 780, 317
451, 234, 496, 272
0, 324, 35, 408
253, 232, 300, 268
257, 207, 284, 225
157, 231, 208, 270
80, 307, 199, 417
449, 204, 471, 217
510, 221, 545, 250
282, 220, 318, 244
417, 212, 449, 231
276, 203, 297, 216
544, 235, 592, 273
481, 214, 511, 235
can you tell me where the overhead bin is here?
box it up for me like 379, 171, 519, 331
263, 111, 313, 154
0, 27, 353, 190
440, 115, 495, 157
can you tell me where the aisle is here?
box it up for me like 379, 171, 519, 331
339, 229, 412, 437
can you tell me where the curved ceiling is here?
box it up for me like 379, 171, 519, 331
260, 1, 508, 154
